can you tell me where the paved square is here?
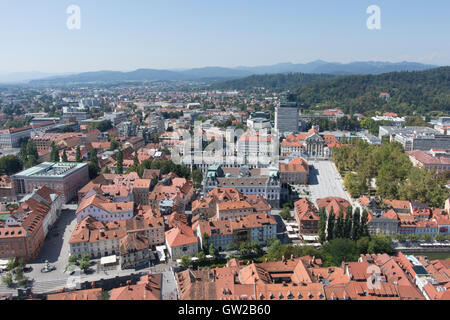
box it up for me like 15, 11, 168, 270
307, 160, 351, 204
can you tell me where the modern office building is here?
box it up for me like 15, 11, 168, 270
11, 162, 89, 203
275, 101, 299, 133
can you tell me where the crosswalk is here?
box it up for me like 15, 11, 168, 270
0, 265, 178, 296
0, 278, 70, 295
29, 278, 68, 294
0, 283, 16, 295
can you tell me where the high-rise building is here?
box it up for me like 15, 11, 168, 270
275, 101, 299, 133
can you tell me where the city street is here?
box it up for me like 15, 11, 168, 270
0, 203, 180, 297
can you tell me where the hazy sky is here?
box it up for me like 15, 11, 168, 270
0, 0, 449, 73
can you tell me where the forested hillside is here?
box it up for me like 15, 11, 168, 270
213, 67, 450, 116
294, 67, 450, 116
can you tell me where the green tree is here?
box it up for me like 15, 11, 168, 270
435, 234, 447, 242
267, 238, 283, 259
180, 255, 192, 268
50, 141, 59, 162
17, 258, 25, 269
6, 257, 17, 271
226, 242, 237, 252
14, 267, 24, 281
352, 208, 361, 241
406, 234, 420, 242
209, 243, 218, 257
88, 148, 100, 179
79, 254, 91, 273
79, 260, 90, 273
89, 148, 99, 167
18, 277, 28, 287
344, 207, 353, 238
356, 236, 370, 254
251, 241, 263, 256
344, 172, 367, 197
24, 155, 38, 169
280, 206, 291, 220
26, 139, 38, 160
318, 207, 327, 244
394, 234, 406, 242
75, 145, 82, 162
323, 238, 358, 266
109, 139, 120, 151
239, 242, 251, 256
334, 209, 344, 239
202, 233, 210, 253
196, 251, 206, 262
68, 255, 79, 265
326, 208, 335, 242
133, 151, 139, 167
192, 169, 203, 189
116, 148, 123, 174
0, 155, 23, 175
1, 272, 13, 287
19, 141, 28, 162
61, 149, 68, 162
360, 210, 370, 238
368, 234, 394, 254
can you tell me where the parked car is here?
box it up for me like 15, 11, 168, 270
23, 266, 33, 273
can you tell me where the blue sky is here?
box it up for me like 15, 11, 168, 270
0, 0, 449, 73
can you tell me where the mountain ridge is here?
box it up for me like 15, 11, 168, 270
23, 60, 439, 84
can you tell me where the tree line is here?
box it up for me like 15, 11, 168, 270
318, 206, 369, 243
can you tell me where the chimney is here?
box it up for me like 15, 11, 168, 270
91, 282, 95, 289
290, 254, 294, 261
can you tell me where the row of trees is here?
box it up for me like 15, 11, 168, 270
1, 258, 28, 287
49, 142, 68, 162
306, 116, 361, 132
66, 254, 91, 273
318, 207, 369, 244
393, 233, 450, 242
265, 235, 394, 268
360, 118, 393, 135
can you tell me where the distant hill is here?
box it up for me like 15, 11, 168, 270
292, 66, 450, 116
212, 73, 338, 91
0, 72, 72, 83
235, 60, 437, 75
28, 61, 438, 85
